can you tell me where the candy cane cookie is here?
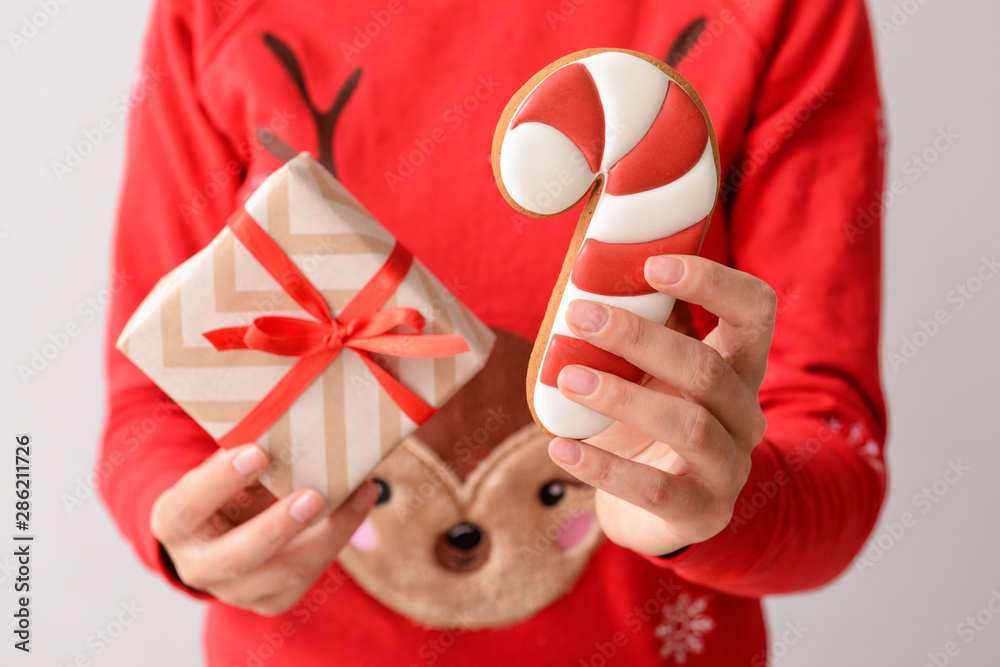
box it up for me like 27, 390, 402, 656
491, 49, 721, 439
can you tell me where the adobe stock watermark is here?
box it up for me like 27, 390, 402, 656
393, 406, 513, 523
577, 577, 683, 667
232, 566, 357, 667
283, 566, 351, 622
180, 106, 295, 223
511, 115, 628, 216
213, 230, 354, 333
238, 620, 300, 667
404, 612, 476, 666
544, 0, 596, 30
876, 0, 936, 39
17, 268, 133, 385
227, 570, 355, 667
54, 600, 144, 667
845, 126, 960, 244
51, 65, 169, 181
854, 459, 970, 575
722, 84, 834, 202
63, 398, 177, 514
339, 0, 408, 63
667, 0, 752, 66
920, 587, 1000, 667
187, 449, 306, 557
0, 556, 19, 586
750, 619, 809, 667
730, 417, 882, 534
342, 273, 472, 397
887, 253, 997, 372
519, 494, 594, 564
383, 75, 501, 191
7, 0, 73, 53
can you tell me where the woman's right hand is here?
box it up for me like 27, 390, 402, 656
150, 444, 377, 616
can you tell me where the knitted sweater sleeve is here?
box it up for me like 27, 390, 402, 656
645, 0, 889, 595
96, 0, 245, 601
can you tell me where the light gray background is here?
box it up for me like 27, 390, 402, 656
1, 0, 997, 665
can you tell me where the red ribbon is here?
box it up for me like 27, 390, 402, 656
203, 208, 469, 449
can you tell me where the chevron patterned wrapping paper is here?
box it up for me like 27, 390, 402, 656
116, 153, 496, 509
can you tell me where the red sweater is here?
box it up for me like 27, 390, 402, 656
98, 0, 888, 664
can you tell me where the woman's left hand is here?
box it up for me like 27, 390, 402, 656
548, 254, 776, 556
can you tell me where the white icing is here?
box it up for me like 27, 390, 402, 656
578, 52, 671, 172
532, 284, 676, 437
533, 383, 614, 440
499, 51, 718, 440
549, 284, 676, 340
499, 122, 596, 215
586, 143, 718, 243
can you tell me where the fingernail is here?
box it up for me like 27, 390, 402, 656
647, 256, 685, 285
289, 490, 325, 523
349, 483, 378, 513
550, 438, 582, 466
559, 365, 598, 396
232, 446, 267, 476
567, 300, 609, 333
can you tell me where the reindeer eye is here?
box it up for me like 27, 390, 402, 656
373, 478, 391, 505
539, 481, 566, 507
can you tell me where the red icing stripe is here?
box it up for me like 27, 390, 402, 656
570, 218, 707, 296
540, 334, 644, 387
511, 63, 605, 173
605, 81, 708, 196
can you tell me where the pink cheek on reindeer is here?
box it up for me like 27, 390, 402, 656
349, 519, 378, 552
556, 512, 593, 551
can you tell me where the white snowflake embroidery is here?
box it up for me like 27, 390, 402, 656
858, 439, 884, 472
838, 420, 884, 472
655, 593, 715, 664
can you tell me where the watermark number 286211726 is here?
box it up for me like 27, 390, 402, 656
13, 434, 33, 652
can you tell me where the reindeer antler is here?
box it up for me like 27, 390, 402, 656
665, 17, 708, 69
262, 32, 362, 177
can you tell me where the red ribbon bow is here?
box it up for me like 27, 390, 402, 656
203, 208, 469, 449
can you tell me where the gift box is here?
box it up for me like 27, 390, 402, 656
117, 153, 495, 507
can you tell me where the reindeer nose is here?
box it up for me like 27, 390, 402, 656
446, 522, 481, 550
436, 522, 490, 572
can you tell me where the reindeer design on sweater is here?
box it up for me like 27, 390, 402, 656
254, 22, 707, 628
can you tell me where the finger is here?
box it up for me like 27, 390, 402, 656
564, 300, 766, 446
194, 487, 326, 586
208, 482, 377, 602
645, 255, 776, 386
557, 364, 737, 471
151, 444, 270, 545
217, 481, 277, 527
548, 438, 709, 524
